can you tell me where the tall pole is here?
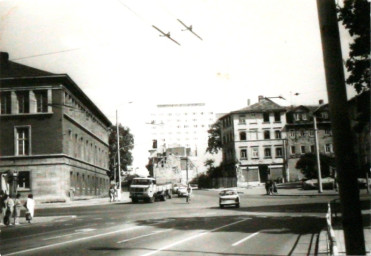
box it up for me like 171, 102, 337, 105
316, 1, 365, 254
313, 116, 323, 193
116, 110, 122, 201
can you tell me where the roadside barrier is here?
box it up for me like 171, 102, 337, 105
326, 202, 339, 256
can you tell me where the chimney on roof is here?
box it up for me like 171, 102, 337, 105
247, 99, 250, 106
258, 95, 264, 102
0, 52, 9, 65
319, 99, 324, 105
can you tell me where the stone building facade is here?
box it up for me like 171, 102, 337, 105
284, 103, 334, 181
0, 52, 111, 202
219, 96, 287, 186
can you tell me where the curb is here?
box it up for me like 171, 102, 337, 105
326, 203, 339, 256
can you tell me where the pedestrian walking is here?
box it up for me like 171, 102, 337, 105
4, 194, 14, 226
109, 185, 115, 202
24, 194, 35, 223
13, 193, 22, 225
186, 184, 193, 203
0, 190, 6, 226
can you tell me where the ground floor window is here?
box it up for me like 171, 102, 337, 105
18, 171, 30, 191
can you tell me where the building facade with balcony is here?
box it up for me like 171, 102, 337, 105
284, 102, 334, 181
0, 52, 111, 202
219, 96, 287, 186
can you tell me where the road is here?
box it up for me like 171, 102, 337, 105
1, 190, 337, 256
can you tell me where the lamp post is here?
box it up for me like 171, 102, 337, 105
313, 115, 323, 193
116, 110, 122, 201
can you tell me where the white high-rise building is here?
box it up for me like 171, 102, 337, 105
149, 103, 218, 172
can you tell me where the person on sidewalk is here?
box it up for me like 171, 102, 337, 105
13, 193, 22, 225
24, 194, 35, 223
0, 190, 5, 226
186, 184, 193, 203
4, 194, 14, 226
109, 185, 115, 202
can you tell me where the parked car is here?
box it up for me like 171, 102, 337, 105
302, 177, 335, 190
190, 183, 198, 190
177, 185, 189, 197
172, 183, 181, 194
219, 189, 240, 208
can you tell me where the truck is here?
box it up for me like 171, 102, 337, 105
129, 177, 172, 203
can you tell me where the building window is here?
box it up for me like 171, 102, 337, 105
294, 113, 300, 121
240, 149, 247, 159
17, 91, 30, 113
291, 146, 296, 154
302, 113, 307, 120
15, 126, 30, 155
18, 171, 31, 190
35, 90, 48, 112
264, 130, 270, 140
300, 130, 305, 137
275, 130, 281, 139
251, 147, 259, 159
249, 129, 258, 140
274, 112, 281, 122
325, 144, 332, 153
264, 148, 271, 158
275, 147, 283, 158
325, 129, 332, 135
1, 92, 11, 114
309, 129, 314, 136
263, 113, 270, 122
311, 145, 315, 153
239, 131, 246, 141
290, 130, 295, 138
239, 115, 246, 124
321, 112, 329, 119
301, 146, 306, 154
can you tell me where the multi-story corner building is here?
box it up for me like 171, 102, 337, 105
0, 52, 111, 202
284, 101, 334, 181
219, 96, 288, 186
149, 103, 218, 172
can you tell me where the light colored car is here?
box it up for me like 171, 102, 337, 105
302, 177, 335, 190
190, 183, 198, 190
219, 189, 240, 208
177, 186, 189, 197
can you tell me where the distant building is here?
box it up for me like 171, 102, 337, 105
219, 96, 287, 186
348, 90, 370, 178
0, 52, 111, 202
284, 101, 334, 181
149, 103, 219, 172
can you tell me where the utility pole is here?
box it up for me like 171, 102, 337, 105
116, 110, 122, 201
316, 0, 365, 254
186, 156, 189, 184
313, 115, 323, 193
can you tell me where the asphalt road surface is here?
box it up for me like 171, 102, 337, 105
1, 190, 337, 256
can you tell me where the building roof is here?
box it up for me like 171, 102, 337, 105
231, 97, 286, 115
0, 52, 112, 127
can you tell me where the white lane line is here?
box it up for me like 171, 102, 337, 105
141, 218, 250, 256
117, 230, 170, 244
232, 232, 260, 246
3, 226, 144, 256
43, 232, 85, 241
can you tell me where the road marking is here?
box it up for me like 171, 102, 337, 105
43, 228, 96, 241
117, 230, 170, 244
75, 228, 96, 232
232, 232, 260, 246
3, 226, 143, 256
141, 218, 250, 256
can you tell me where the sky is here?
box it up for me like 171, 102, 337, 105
0, 0, 355, 172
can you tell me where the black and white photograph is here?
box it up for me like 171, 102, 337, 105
0, 0, 370, 255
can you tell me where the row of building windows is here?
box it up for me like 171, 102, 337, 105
67, 130, 108, 168
1, 90, 48, 114
70, 172, 109, 196
238, 130, 282, 141
290, 144, 333, 154
239, 146, 284, 160
238, 112, 282, 124
152, 112, 214, 116
288, 129, 331, 138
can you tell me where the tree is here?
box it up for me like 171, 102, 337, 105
108, 125, 134, 181
337, 0, 370, 93
206, 121, 222, 154
296, 153, 335, 179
